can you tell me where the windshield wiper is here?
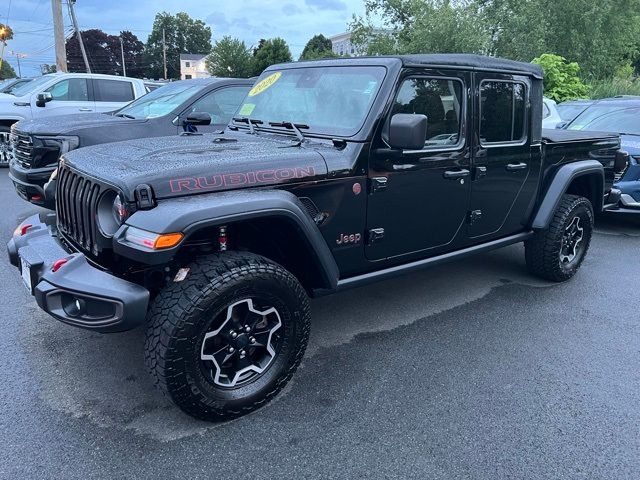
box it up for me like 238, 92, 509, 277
232, 117, 264, 135
619, 132, 640, 137
114, 113, 135, 119
269, 121, 309, 143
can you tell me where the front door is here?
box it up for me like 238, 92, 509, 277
366, 71, 471, 260
35, 78, 95, 116
468, 74, 535, 239
181, 85, 253, 132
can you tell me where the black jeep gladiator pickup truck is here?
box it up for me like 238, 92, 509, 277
7, 55, 627, 421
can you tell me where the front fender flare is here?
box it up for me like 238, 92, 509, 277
115, 189, 340, 290
531, 160, 604, 230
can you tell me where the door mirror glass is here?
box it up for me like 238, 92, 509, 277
35, 92, 53, 108
184, 112, 212, 126
389, 113, 428, 150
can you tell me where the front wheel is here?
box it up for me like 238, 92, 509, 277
525, 194, 594, 282
145, 252, 310, 421
0, 126, 13, 167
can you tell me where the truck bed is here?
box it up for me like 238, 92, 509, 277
542, 128, 619, 143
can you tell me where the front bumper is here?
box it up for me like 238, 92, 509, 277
8, 160, 56, 207
7, 213, 150, 332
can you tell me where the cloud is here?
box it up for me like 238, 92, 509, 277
304, 0, 347, 10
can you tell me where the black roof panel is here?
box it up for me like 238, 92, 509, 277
268, 54, 543, 79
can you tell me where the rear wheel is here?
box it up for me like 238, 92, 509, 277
0, 125, 13, 167
525, 194, 594, 282
145, 251, 310, 421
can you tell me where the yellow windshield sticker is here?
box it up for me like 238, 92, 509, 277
238, 103, 256, 116
248, 72, 282, 97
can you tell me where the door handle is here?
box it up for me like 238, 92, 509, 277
443, 169, 471, 180
78, 108, 93, 112
506, 162, 528, 171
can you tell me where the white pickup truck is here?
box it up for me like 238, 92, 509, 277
0, 73, 147, 166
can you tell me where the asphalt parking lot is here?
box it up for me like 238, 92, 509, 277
1, 169, 639, 479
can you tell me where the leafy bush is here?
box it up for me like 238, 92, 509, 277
532, 54, 589, 102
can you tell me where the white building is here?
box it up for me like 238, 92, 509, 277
180, 54, 210, 80
329, 30, 393, 56
329, 32, 359, 56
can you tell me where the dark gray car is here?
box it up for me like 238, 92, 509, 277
8, 77, 253, 206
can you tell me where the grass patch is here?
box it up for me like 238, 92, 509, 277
588, 78, 640, 99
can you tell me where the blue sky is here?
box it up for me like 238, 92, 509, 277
3, 0, 366, 77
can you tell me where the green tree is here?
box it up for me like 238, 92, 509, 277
41, 64, 57, 74
300, 34, 337, 60
351, 0, 640, 80
532, 54, 589, 102
144, 12, 212, 79
0, 60, 16, 79
480, 0, 640, 79
206, 36, 254, 78
350, 0, 491, 56
252, 38, 293, 76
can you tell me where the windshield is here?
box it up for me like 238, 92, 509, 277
234, 66, 386, 136
10, 75, 53, 97
568, 104, 640, 135
116, 82, 204, 119
557, 103, 591, 122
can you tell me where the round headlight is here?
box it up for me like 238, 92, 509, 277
97, 191, 126, 237
112, 194, 128, 225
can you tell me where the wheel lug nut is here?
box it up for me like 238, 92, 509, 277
250, 337, 256, 344
240, 349, 246, 356
230, 331, 238, 338
244, 325, 251, 333
228, 346, 235, 353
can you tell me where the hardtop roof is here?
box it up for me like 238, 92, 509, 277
267, 54, 543, 79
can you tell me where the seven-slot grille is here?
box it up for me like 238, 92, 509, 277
56, 164, 102, 255
11, 131, 34, 168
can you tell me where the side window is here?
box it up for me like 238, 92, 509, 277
188, 86, 251, 124
46, 78, 89, 102
480, 81, 526, 144
542, 102, 550, 119
391, 77, 463, 148
94, 79, 135, 102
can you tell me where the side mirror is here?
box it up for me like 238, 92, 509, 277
35, 92, 53, 108
183, 112, 212, 126
389, 113, 427, 150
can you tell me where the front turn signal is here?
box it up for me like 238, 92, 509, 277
124, 226, 184, 250
154, 233, 184, 249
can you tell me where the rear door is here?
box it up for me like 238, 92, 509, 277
92, 78, 136, 112
469, 74, 536, 239
36, 77, 95, 116
365, 70, 472, 260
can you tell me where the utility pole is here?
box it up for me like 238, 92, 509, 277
119, 36, 126, 76
12, 52, 25, 77
162, 28, 167, 80
51, 0, 67, 72
68, 0, 91, 73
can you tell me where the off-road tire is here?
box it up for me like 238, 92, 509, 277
144, 251, 310, 421
525, 194, 594, 282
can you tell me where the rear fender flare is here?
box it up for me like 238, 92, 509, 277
531, 160, 604, 230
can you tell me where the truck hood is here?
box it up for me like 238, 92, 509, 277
14, 112, 145, 136
62, 131, 329, 201
620, 134, 640, 157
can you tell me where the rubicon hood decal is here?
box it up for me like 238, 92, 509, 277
169, 166, 317, 194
